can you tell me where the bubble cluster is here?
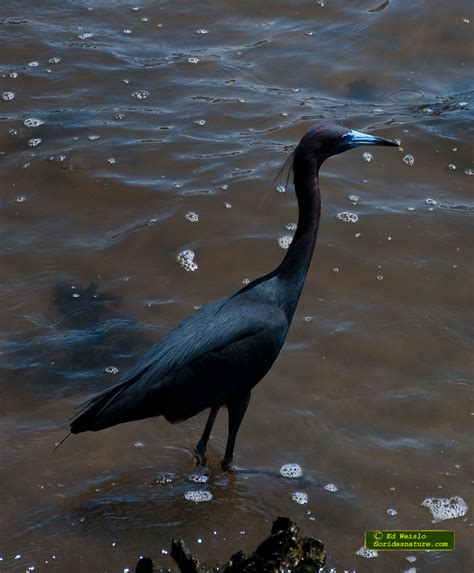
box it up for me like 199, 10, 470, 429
194, 119, 206, 126
324, 483, 338, 492
465, 168, 474, 176
184, 490, 213, 503
196, 29, 209, 34
155, 473, 174, 484
402, 154, 415, 166
177, 249, 198, 271
278, 235, 293, 249
28, 138, 42, 147
355, 546, 378, 559
188, 473, 209, 483
131, 90, 150, 100
185, 211, 199, 222
286, 223, 297, 231
24, 118, 44, 127
133, 441, 145, 449
291, 491, 308, 505
349, 194, 360, 203
387, 508, 398, 516
49, 57, 61, 64
105, 366, 119, 374
16, 196, 26, 203
336, 212, 358, 223
425, 198, 439, 206
2, 91, 15, 101
78, 32, 93, 39
188, 57, 199, 64
280, 463, 303, 478
276, 185, 286, 193
362, 152, 373, 162
422, 496, 468, 521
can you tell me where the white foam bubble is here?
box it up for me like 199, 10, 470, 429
387, 508, 398, 516
49, 57, 61, 64
177, 249, 198, 272
291, 491, 308, 504
425, 198, 439, 206
349, 194, 360, 203
24, 117, 44, 127
105, 366, 119, 374
185, 211, 199, 222
403, 154, 415, 166
155, 473, 174, 484
362, 152, 373, 162
188, 57, 199, 64
131, 90, 150, 100
355, 546, 378, 559
28, 138, 42, 147
28, 61, 39, 67
2, 91, 15, 101
133, 441, 145, 449
280, 463, 303, 478
278, 235, 293, 249
336, 212, 358, 223
324, 483, 338, 492
422, 496, 468, 521
286, 223, 297, 231
78, 32, 93, 39
276, 185, 286, 193
188, 473, 209, 483
184, 490, 213, 503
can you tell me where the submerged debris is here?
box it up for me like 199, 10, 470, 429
135, 517, 326, 572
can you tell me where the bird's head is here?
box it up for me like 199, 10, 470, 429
294, 120, 398, 167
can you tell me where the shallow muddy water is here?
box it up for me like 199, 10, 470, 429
0, 0, 473, 572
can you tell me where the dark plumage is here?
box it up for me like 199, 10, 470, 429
70, 120, 397, 469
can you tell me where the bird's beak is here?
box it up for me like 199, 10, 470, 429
340, 129, 398, 149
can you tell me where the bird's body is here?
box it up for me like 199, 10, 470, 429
70, 120, 397, 468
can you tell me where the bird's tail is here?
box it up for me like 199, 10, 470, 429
70, 367, 153, 434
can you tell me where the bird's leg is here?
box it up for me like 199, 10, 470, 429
222, 390, 251, 471
194, 406, 219, 466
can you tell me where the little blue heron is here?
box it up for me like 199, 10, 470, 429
69, 121, 397, 469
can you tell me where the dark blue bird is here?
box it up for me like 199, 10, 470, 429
69, 120, 397, 469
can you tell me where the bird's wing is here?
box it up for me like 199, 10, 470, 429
71, 291, 289, 431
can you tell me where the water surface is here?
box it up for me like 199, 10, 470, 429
1, 1, 473, 571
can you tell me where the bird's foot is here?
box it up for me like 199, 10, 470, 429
221, 456, 234, 472
194, 446, 207, 467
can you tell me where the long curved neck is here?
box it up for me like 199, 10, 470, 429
276, 154, 321, 320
